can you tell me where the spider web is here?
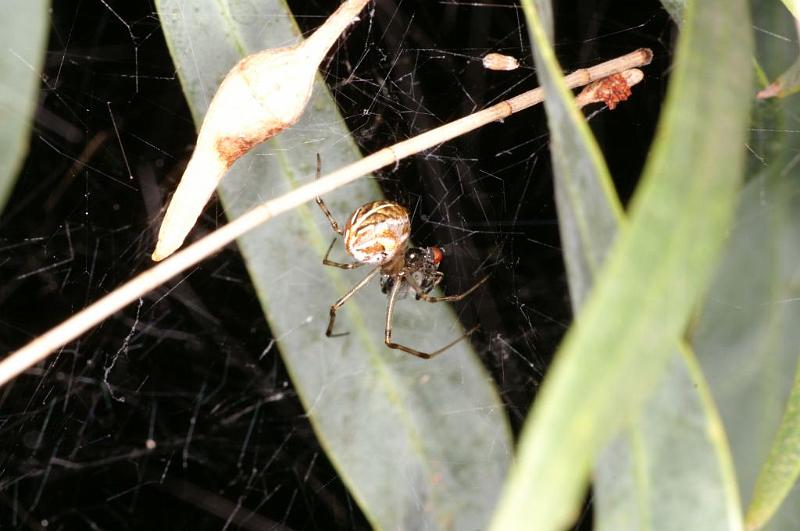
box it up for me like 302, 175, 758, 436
0, 1, 672, 529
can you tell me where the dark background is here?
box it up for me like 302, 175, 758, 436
0, 1, 672, 529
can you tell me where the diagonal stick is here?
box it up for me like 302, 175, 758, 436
0, 48, 653, 386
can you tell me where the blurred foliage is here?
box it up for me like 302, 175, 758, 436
694, 3, 800, 529
492, 0, 755, 529
0, 0, 48, 211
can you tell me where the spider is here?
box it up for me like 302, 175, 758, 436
314, 155, 488, 359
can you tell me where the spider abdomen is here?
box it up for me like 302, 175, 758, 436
344, 200, 410, 264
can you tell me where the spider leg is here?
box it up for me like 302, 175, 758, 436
384, 279, 480, 359
314, 153, 344, 235
327, 266, 381, 337
414, 271, 444, 299
407, 274, 490, 303
321, 238, 363, 269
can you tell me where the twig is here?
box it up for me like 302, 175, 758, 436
0, 48, 653, 386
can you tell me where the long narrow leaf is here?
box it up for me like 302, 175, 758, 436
517, 0, 743, 528
532, 0, 554, 44
522, 0, 743, 527
693, 5, 800, 529
490, 0, 753, 528
659, 0, 685, 25
522, 1, 623, 312
695, 165, 800, 531
0, 0, 49, 212
747, 350, 800, 530
155, 1, 512, 529
780, 0, 799, 19
596, 344, 743, 531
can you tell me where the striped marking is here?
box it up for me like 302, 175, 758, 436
344, 201, 410, 264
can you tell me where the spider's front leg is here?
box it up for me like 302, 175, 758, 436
314, 153, 344, 235
326, 267, 381, 337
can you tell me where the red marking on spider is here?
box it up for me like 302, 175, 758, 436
430, 246, 444, 265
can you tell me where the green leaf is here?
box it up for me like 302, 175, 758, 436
0, 0, 49, 212
595, 345, 742, 531
518, 0, 744, 527
747, 350, 800, 530
490, 0, 753, 529
660, 0, 685, 25
154, 1, 512, 529
779, 0, 800, 19
532, 0, 554, 44
694, 152, 800, 531
523, 0, 623, 311
521, 0, 743, 527
594, 336, 742, 527
692, 5, 800, 530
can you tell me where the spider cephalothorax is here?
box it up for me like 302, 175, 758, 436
314, 156, 486, 359
380, 246, 444, 299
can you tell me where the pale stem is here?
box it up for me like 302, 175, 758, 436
303, 0, 371, 60
0, 48, 653, 387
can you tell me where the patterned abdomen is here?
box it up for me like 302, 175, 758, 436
344, 201, 410, 264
